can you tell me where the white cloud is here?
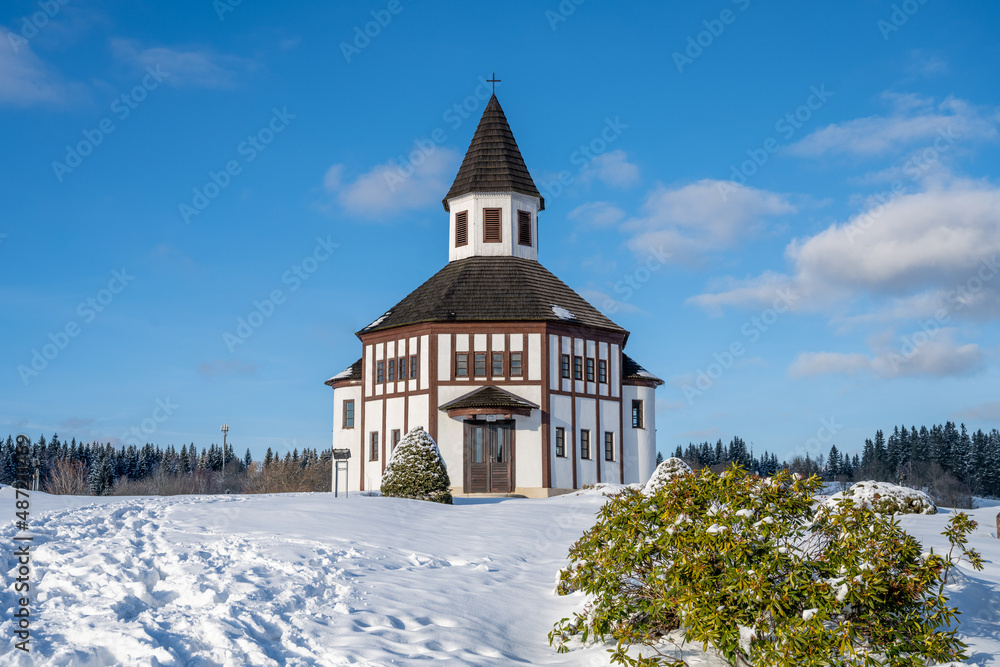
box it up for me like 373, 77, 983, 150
691, 178, 1000, 319
686, 271, 799, 316
789, 93, 998, 157
111, 39, 256, 88
622, 180, 796, 262
0, 28, 77, 106
789, 329, 984, 379
325, 147, 461, 218
954, 401, 1000, 423
568, 201, 625, 228
581, 150, 640, 188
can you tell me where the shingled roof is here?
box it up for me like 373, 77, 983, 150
325, 358, 362, 387
439, 386, 540, 413
622, 353, 664, 386
358, 256, 627, 337
443, 94, 544, 211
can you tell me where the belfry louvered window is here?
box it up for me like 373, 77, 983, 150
517, 210, 531, 246
483, 208, 502, 243
455, 211, 468, 247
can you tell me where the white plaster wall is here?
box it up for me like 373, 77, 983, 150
548, 334, 559, 389
363, 398, 384, 491
437, 334, 451, 381
621, 385, 657, 485
635, 385, 658, 483
575, 396, 598, 487
435, 384, 472, 486
600, 399, 622, 484
419, 334, 430, 390
528, 333, 541, 381
446, 192, 541, 262
364, 345, 373, 397
385, 396, 405, 456
512, 384, 543, 488
331, 385, 362, 491
407, 393, 429, 434
549, 393, 573, 489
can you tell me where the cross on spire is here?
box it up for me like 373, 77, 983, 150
487, 70, 500, 95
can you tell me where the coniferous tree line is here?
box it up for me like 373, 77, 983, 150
670, 421, 1000, 504
0, 433, 332, 496
671, 436, 784, 478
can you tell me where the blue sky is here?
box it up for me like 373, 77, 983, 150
2, 0, 999, 462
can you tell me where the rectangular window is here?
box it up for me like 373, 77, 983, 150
343, 400, 355, 429
410, 354, 418, 379
598, 359, 607, 383
517, 210, 531, 246
369, 432, 379, 461
574, 356, 583, 381
492, 352, 504, 377
456, 353, 468, 378
580, 430, 591, 460
510, 352, 522, 377
632, 400, 644, 429
604, 431, 615, 461
474, 352, 487, 377
555, 427, 566, 457
387, 359, 395, 382
586, 358, 595, 382
483, 208, 502, 243
455, 210, 468, 247
376, 361, 385, 383
398, 357, 406, 380
561, 354, 570, 379
391, 429, 401, 451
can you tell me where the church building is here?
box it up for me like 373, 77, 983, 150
326, 92, 663, 496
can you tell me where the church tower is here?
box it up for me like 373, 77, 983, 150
443, 95, 544, 262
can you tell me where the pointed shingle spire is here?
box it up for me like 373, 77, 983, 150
443, 94, 544, 211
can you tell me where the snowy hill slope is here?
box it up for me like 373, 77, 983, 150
1, 488, 998, 666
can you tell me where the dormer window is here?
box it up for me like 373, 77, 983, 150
455, 211, 468, 247
517, 210, 531, 246
483, 208, 502, 243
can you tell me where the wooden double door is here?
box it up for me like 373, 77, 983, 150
464, 420, 514, 493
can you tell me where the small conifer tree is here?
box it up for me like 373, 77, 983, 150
380, 427, 452, 504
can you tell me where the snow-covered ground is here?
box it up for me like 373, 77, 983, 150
1, 487, 999, 666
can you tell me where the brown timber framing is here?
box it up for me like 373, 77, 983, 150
360, 351, 367, 490
565, 335, 578, 490
595, 385, 601, 484
355, 320, 627, 491
429, 332, 438, 441
540, 330, 551, 488
403, 336, 409, 434
619, 353, 626, 483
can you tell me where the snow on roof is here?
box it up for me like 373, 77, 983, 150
364, 311, 392, 330
327, 367, 354, 383
551, 304, 576, 320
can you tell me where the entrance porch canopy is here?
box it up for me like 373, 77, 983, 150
439, 385, 539, 419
